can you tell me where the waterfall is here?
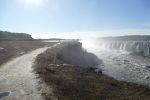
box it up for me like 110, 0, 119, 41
99, 41, 150, 57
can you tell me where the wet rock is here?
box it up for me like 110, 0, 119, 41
134, 67, 141, 71
145, 65, 150, 69
123, 60, 130, 64
95, 68, 102, 74
88, 67, 97, 71
0, 91, 11, 98
61, 64, 73, 67
47, 64, 59, 73
20, 52, 25, 55
144, 75, 150, 80
86, 67, 102, 74
0, 48, 4, 50
0, 48, 5, 52
46, 63, 76, 74
124, 60, 129, 62
117, 63, 122, 65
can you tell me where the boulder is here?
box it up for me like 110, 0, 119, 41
86, 67, 102, 74
95, 68, 102, 74
0, 48, 5, 53
19, 52, 25, 55
0, 48, 4, 51
145, 65, 150, 69
46, 64, 59, 73
144, 75, 150, 80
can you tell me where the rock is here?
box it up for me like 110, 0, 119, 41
59, 41, 102, 68
0, 47, 4, 50
97, 64, 105, 70
123, 60, 130, 64
86, 67, 102, 74
0, 91, 11, 98
145, 65, 150, 69
88, 67, 97, 71
20, 52, 25, 55
47, 64, 63, 73
47, 68, 55, 73
144, 75, 150, 80
124, 60, 129, 62
95, 68, 102, 74
0, 48, 5, 52
61, 64, 73, 67
48, 64, 55, 67
47, 64, 57, 73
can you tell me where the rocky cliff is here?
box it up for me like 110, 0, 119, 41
57, 41, 102, 68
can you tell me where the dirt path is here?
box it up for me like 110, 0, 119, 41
0, 47, 49, 100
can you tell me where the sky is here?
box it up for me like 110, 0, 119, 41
0, 0, 150, 39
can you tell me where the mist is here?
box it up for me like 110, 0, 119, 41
31, 29, 150, 39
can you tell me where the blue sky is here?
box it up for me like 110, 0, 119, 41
0, 0, 150, 38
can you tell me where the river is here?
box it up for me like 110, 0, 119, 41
81, 39, 150, 87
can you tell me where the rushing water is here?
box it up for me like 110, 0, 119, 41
81, 39, 150, 87
98, 41, 150, 57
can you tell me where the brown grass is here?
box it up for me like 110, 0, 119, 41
0, 40, 57, 66
33, 42, 150, 100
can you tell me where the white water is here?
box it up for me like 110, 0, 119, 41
81, 39, 150, 87
97, 40, 150, 56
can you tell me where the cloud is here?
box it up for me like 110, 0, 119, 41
31, 29, 150, 39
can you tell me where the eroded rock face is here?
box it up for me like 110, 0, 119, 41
57, 41, 102, 68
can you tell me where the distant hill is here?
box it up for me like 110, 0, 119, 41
100, 35, 150, 41
0, 31, 33, 40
